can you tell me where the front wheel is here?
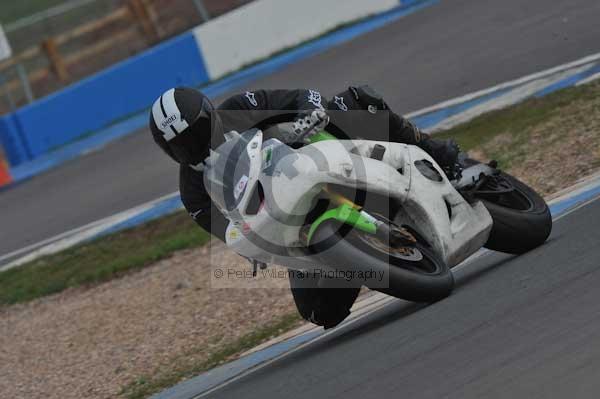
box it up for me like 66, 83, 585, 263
311, 222, 454, 303
474, 172, 552, 254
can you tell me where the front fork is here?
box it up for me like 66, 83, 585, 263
306, 185, 415, 247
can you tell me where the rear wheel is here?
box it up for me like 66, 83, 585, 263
474, 172, 552, 254
311, 221, 454, 302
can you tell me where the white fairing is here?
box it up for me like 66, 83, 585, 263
205, 130, 492, 270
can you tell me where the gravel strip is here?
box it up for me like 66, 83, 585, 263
0, 242, 296, 398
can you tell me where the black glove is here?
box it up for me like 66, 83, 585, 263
419, 137, 460, 169
284, 109, 330, 143
438, 139, 460, 169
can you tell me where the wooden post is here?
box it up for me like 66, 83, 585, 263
128, 0, 160, 44
144, 1, 166, 39
41, 38, 69, 82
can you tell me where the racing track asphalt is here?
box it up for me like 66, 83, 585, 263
201, 194, 600, 399
1, 0, 600, 256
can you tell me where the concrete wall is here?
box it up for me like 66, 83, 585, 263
193, 0, 399, 80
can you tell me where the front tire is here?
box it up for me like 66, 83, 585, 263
477, 172, 552, 254
311, 222, 454, 302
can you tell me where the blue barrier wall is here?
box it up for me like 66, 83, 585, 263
0, 114, 30, 166
0, 31, 208, 164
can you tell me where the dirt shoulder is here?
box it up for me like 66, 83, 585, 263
0, 242, 298, 399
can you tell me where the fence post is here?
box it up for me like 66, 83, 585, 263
0, 72, 15, 111
16, 63, 34, 103
41, 38, 69, 82
191, 0, 210, 22
144, 1, 166, 39
128, 0, 160, 44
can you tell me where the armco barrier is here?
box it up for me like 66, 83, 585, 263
0, 31, 208, 165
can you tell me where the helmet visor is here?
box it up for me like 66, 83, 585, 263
168, 117, 212, 166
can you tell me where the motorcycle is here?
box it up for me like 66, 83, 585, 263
203, 124, 552, 302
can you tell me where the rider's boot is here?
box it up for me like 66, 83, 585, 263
417, 136, 460, 176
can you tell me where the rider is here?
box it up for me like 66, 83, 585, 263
149, 85, 459, 328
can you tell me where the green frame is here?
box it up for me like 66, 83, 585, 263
308, 131, 338, 143
306, 203, 377, 244
305, 131, 379, 244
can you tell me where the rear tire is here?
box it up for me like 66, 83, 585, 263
311, 222, 454, 302
478, 172, 552, 254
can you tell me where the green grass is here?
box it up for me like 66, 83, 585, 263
0, 210, 210, 306
120, 312, 303, 399
435, 81, 600, 169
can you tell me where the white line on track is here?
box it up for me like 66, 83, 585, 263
553, 195, 600, 222
576, 71, 600, 86
425, 64, 595, 132
405, 50, 600, 118
0, 191, 181, 271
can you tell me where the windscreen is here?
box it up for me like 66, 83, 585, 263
203, 129, 259, 213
